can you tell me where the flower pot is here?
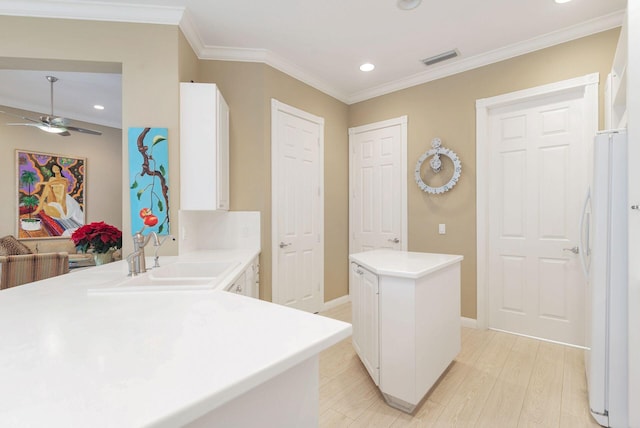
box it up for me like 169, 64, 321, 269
20, 218, 41, 231
93, 251, 114, 266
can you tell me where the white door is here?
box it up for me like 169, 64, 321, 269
486, 87, 591, 346
271, 100, 324, 313
349, 117, 407, 254
350, 262, 379, 385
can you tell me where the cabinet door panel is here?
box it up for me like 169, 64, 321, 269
180, 82, 229, 211
351, 263, 379, 385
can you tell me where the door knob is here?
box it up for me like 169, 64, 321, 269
279, 241, 291, 248
388, 238, 400, 243
563, 246, 579, 254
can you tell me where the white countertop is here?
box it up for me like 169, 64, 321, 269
0, 249, 352, 427
350, 249, 463, 278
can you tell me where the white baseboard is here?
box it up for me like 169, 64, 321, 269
461, 317, 478, 329
322, 295, 351, 312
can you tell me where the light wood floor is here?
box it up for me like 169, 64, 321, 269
318, 303, 601, 428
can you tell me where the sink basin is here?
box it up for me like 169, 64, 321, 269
87, 261, 239, 294
149, 261, 238, 281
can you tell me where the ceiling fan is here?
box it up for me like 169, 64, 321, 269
0, 75, 102, 137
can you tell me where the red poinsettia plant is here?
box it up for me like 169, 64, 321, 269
71, 221, 123, 254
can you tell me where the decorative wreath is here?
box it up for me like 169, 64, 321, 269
414, 137, 462, 194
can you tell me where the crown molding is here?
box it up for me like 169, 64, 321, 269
185, 9, 623, 105
1, 2, 625, 105
179, 9, 205, 57
0, 0, 184, 25
345, 9, 625, 104
197, 45, 349, 103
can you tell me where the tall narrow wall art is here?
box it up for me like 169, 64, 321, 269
128, 127, 170, 235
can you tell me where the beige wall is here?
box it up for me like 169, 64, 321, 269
0, 16, 183, 256
349, 29, 620, 318
0, 15, 619, 315
197, 61, 350, 302
0, 105, 122, 250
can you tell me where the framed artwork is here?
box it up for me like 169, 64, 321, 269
16, 150, 86, 239
128, 127, 170, 235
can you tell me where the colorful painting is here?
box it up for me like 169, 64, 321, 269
128, 127, 170, 235
16, 150, 86, 239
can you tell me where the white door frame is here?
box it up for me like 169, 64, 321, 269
475, 73, 599, 329
271, 99, 324, 310
348, 116, 408, 254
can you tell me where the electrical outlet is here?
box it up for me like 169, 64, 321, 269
439, 224, 446, 234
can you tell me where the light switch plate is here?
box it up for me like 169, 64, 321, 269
438, 224, 446, 234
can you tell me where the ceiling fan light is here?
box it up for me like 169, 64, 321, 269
37, 124, 67, 134
397, 0, 422, 10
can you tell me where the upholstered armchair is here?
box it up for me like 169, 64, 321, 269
0, 252, 69, 290
0, 236, 69, 290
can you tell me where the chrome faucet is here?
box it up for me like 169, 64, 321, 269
126, 228, 160, 276
153, 235, 175, 268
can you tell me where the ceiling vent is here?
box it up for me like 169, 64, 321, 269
421, 49, 459, 66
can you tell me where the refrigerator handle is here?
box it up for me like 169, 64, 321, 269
578, 188, 591, 279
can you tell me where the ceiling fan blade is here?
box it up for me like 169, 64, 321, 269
6, 122, 40, 127
0, 110, 42, 124
8, 122, 71, 135
65, 126, 102, 136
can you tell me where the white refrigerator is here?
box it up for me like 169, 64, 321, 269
581, 129, 628, 427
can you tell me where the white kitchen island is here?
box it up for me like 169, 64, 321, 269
0, 251, 351, 427
349, 249, 463, 413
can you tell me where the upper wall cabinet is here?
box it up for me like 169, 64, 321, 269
180, 82, 230, 211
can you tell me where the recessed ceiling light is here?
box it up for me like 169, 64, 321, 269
360, 63, 375, 72
93, 105, 105, 110
397, 0, 422, 10
554, 0, 572, 3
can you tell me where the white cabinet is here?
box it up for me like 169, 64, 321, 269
180, 82, 230, 211
350, 262, 379, 385
247, 256, 260, 298
350, 250, 463, 414
229, 271, 247, 296
227, 256, 260, 299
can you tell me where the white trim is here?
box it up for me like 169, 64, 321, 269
489, 328, 588, 350
198, 47, 347, 104
348, 11, 622, 104
322, 295, 351, 312
271, 99, 325, 313
197, 11, 622, 105
476, 72, 600, 109
0, 3, 622, 105
348, 116, 408, 254
475, 73, 599, 330
0, 0, 184, 25
461, 317, 477, 329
